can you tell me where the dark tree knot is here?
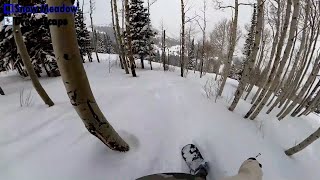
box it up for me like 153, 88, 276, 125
64, 54, 70, 60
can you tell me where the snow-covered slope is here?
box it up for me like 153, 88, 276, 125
1, 54, 320, 180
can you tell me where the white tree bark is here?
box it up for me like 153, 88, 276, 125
278, 55, 320, 120
124, 0, 137, 77
244, 0, 293, 119
218, 0, 239, 96
285, 127, 320, 156
111, 0, 130, 74
89, 0, 100, 63
12, 0, 54, 107
46, 0, 129, 151
299, 80, 320, 116
278, 23, 314, 109
229, 1, 264, 111
251, 0, 281, 105
249, 0, 299, 120
268, 1, 310, 113
198, 0, 207, 78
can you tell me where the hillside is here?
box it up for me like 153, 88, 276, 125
1, 54, 320, 180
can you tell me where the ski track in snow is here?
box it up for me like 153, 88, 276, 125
1, 53, 320, 180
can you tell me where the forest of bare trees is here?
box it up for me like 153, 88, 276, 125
2, 0, 320, 159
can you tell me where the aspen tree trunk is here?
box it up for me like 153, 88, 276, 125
0, 86, 5, 95
244, 0, 292, 119
180, 0, 185, 77
111, 0, 124, 70
12, 0, 54, 107
112, 0, 130, 74
89, 0, 100, 63
278, 56, 320, 120
268, 4, 309, 112
244, 22, 266, 101
218, 0, 238, 96
167, 47, 170, 66
217, 22, 227, 80
199, 2, 207, 78
199, 48, 204, 78
147, 0, 153, 70
249, 0, 299, 120
266, 30, 297, 108
229, 1, 264, 111
194, 43, 200, 73
46, 0, 129, 151
124, 0, 137, 77
293, 77, 319, 116
298, 80, 320, 116
162, 30, 166, 71
278, 21, 320, 117
285, 127, 320, 156
293, 9, 320, 96
251, 0, 281, 104
303, 90, 320, 115
199, 46, 204, 78
278, 25, 313, 108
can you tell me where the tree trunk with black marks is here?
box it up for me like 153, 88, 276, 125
267, 8, 309, 112
46, 0, 129, 152
218, 0, 239, 96
298, 80, 320, 116
285, 127, 320, 156
113, 0, 129, 74
89, 0, 100, 63
244, 0, 292, 119
124, 0, 137, 77
180, 0, 185, 77
194, 43, 200, 73
12, 0, 54, 107
251, 0, 281, 105
249, 0, 299, 120
162, 30, 166, 71
0, 86, 4, 95
278, 56, 320, 120
229, 1, 264, 111
111, 0, 125, 71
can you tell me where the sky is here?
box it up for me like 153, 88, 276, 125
82, 0, 254, 40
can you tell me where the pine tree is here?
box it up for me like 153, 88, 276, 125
75, 0, 93, 63
127, 0, 156, 69
239, 4, 257, 79
96, 32, 106, 53
187, 38, 195, 70
0, 0, 60, 77
104, 33, 114, 54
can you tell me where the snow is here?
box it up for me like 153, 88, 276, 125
1, 53, 320, 180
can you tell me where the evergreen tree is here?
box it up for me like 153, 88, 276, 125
96, 32, 106, 53
240, 4, 257, 78
104, 33, 113, 54
0, 0, 60, 77
187, 38, 195, 70
75, 0, 93, 63
155, 50, 161, 62
95, 32, 114, 54
127, 0, 156, 68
